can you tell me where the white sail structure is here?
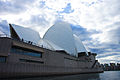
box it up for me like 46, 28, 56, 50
43, 22, 77, 56
38, 39, 64, 51
9, 22, 88, 56
73, 34, 88, 54
11, 24, 41, 43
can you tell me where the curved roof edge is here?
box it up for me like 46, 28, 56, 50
10, 24, 41, 43
43, 21, 77, 56
38, 39, 64, 51
73, 34, 88, 55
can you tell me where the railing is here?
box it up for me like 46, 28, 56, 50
0, 33, 43, 48
0, 34, 54, 51
19, 39, 43, 48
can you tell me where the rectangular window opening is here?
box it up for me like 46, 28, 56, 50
10, 46, 43, 58
0, 56, 6, 63
19, 59, 44, 64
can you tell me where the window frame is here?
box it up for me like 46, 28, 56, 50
10, 46, 43, 58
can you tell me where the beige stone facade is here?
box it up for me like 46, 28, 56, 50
0, 37, 103, 78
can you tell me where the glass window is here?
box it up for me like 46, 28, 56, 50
10, 46, 42, 58
0, 56, 6, 63
19, 59, 44, 64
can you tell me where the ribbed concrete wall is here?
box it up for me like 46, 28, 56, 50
0, 37, 11, 56
0, 62, 103, 78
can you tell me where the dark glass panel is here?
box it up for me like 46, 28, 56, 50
10, 46, 42, 58
0, 56, 6, 63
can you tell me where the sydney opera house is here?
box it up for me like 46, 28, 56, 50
0, 22, 103, 78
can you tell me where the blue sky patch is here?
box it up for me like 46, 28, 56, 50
59, 3, 74, 13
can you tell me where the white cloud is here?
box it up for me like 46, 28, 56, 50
61, 0, 120, 44
98, 55, 120, 64
0, 29, 4, 34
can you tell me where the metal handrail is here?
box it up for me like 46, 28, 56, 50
11, 37, 43, 48
0, 33, 46, 49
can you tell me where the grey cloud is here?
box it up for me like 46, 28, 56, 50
31, 15, 49, 26
0, 0, 34, 14
72, 25, 101, 41
72, 23, 120, 62
106, 0, 120, 17
97, 52, 120, 58
22, 15, 50, 28
106, 22, 120, 44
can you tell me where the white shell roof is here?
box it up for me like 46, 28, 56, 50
10, 22, 88, 56
38, 39, 54, 50
73, 34, 88, 54
43, 21, 77, 56
38, 39, 64, 51
11, 24, 41, 43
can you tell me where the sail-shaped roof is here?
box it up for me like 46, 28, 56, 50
10, 24, 41, 43
73, 34, 88, 54
43, 21, 77, 56
9, 22, 88, 56
38, 39, 64, 51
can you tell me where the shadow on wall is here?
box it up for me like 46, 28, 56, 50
9, 73, 100, 80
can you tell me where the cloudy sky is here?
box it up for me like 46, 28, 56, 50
0, 0, 120, 64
